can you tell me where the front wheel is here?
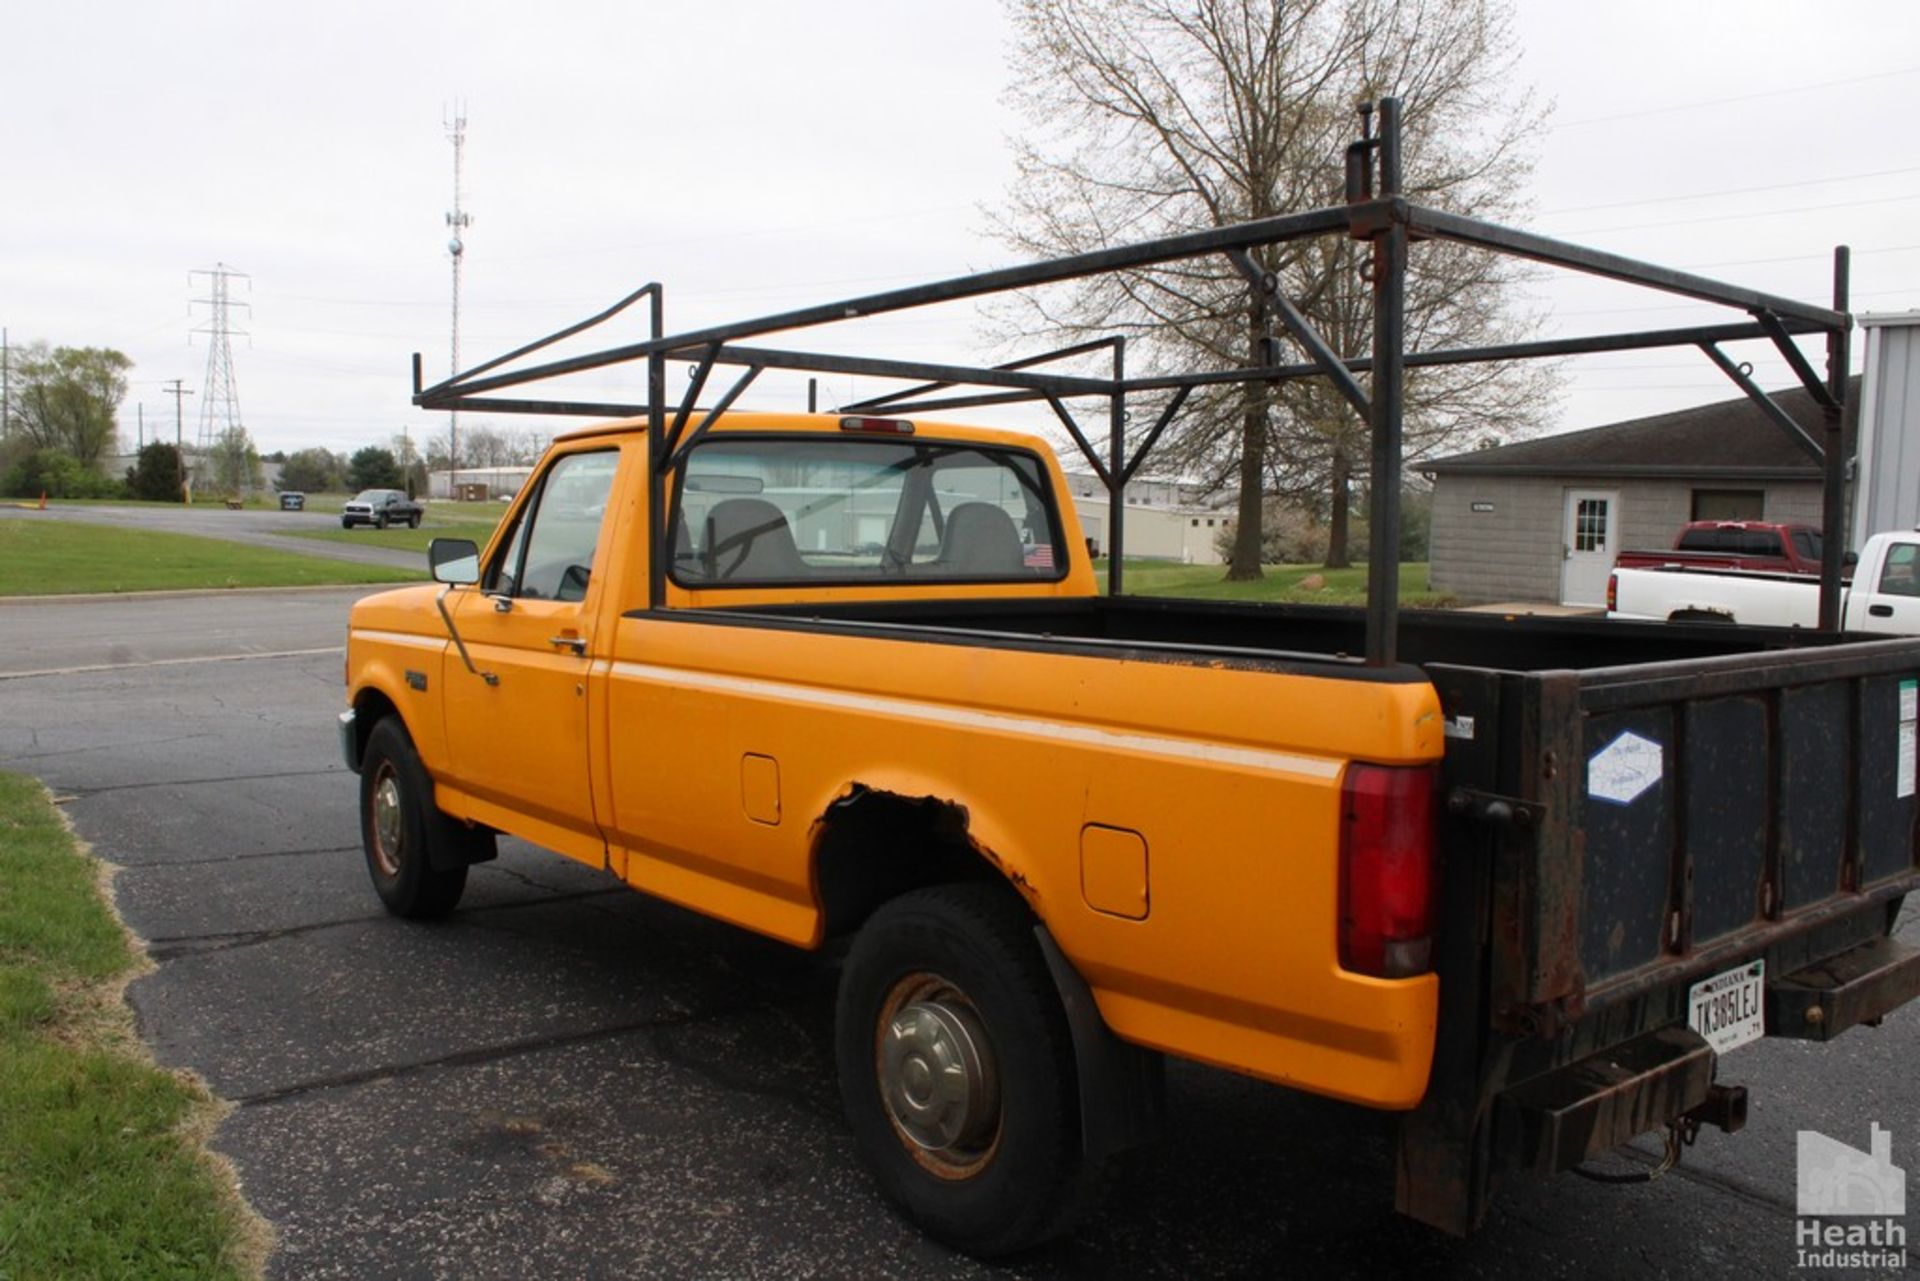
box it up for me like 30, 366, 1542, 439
358, 717, 473, 918
408, 513, 421, 529
835, 883, 1097, 1256
375, 513, 389, 530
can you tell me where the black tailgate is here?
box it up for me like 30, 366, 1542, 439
1439, 636, 1920, 1029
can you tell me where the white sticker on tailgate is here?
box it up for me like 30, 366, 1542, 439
1588, 730, 1663, 805
1689, 959, 1765, 1055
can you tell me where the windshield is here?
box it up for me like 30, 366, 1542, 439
670, 436, 1066, 585
352, 491, 388, 503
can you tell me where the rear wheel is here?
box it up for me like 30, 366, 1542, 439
359, 717, 475, 918
835, 883, 1096, 1256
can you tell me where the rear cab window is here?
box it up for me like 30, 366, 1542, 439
668, 436, 1068, 586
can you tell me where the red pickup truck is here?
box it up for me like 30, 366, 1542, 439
1614, 521, 1840, 577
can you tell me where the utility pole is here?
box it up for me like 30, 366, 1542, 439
445, 106, 472, 502
163, 379, 194, 502
137, 403, 144, 450
2, 327, 10, 440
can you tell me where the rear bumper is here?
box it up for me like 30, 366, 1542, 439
1492, 933, 1920, 1175
1767, 935, 1920, 1041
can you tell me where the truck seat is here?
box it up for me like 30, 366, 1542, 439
704, 499, 809, 579
936, 503, 1024, 575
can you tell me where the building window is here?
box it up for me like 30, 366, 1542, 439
1691, 488, 1764, 521
1574, 498, 1608, 553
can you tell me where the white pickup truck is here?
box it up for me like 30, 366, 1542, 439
1610, 529, 1920, 633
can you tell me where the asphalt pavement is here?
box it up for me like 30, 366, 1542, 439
0, 589, 1915, 1279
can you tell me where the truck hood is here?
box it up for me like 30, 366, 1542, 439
348, 583, 449, 634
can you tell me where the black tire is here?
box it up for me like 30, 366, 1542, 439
408, 513, 421, 529
341, 518, 353, 529
836, 883, 1095, 1256
359, 717, 471, 918
376, 513, 389, 530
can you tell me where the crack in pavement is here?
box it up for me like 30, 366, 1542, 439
143, 887, 634, 959
0, 730, 225, 766
230, 997, 764, 1110
61, 767, 348, 797
115, 843, 362, 869
228, 988, 840, 1129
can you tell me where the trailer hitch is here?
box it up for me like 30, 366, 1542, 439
1567, 1084, 1746, 1186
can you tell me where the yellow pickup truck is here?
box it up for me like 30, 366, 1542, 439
344, 99, 1920, 1257
342, 409, 1920, 1254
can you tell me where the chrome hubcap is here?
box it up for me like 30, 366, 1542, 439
879, 990, 998, 1159
371, 768, 403, 877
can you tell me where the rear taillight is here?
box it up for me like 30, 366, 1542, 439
1339, 763, 1439, 978
1606, 571, 1618, 613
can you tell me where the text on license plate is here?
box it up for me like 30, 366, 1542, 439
1689, 959, 1765, 1055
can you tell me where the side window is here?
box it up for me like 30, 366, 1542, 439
484, 451, 619, 601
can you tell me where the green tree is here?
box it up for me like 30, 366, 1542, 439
3, 448, 124, 499
346, 445, 403, 491
996, 0, 1551, 578
126, 442, 187, 502
208, 426, 262, 496
278, 447, 346, 493
8, 343, 132, 467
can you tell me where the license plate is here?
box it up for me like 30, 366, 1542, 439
1689, 959, 1765, 1055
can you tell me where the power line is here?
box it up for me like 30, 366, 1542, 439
1542, 165, 1920, 217
1549, 64, 1920, 130
1552, 190, 1920, 238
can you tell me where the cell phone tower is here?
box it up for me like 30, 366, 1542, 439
445, 105, 472, 498
190, 263, 250, 451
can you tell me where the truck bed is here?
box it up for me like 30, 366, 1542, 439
710, 593, 1860, 671
681, 594, 1920, 1228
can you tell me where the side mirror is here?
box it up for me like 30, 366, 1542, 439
429, 537, 481, 585
1844, 550, 1859, 567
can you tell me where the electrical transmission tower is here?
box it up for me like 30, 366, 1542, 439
190, 263, 250, 450
445, 106, 473, 497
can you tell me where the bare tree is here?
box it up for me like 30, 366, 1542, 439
995, 0, 1554, 576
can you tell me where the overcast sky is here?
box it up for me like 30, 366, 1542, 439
4, 0, 1917, 470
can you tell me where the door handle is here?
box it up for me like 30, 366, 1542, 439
548, 634, 587, 655
1870, 604, 1894, 618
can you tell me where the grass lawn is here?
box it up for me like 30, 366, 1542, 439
0, 773, 262, 1279
280, 503, 504, 556
1099, 559, 1452, 607
0, 517, 425, 596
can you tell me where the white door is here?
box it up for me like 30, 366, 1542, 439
1561, 489, 1620, 607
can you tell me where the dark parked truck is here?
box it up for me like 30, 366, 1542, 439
349, 99, 1920, 1251
340, 488, 423, 529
